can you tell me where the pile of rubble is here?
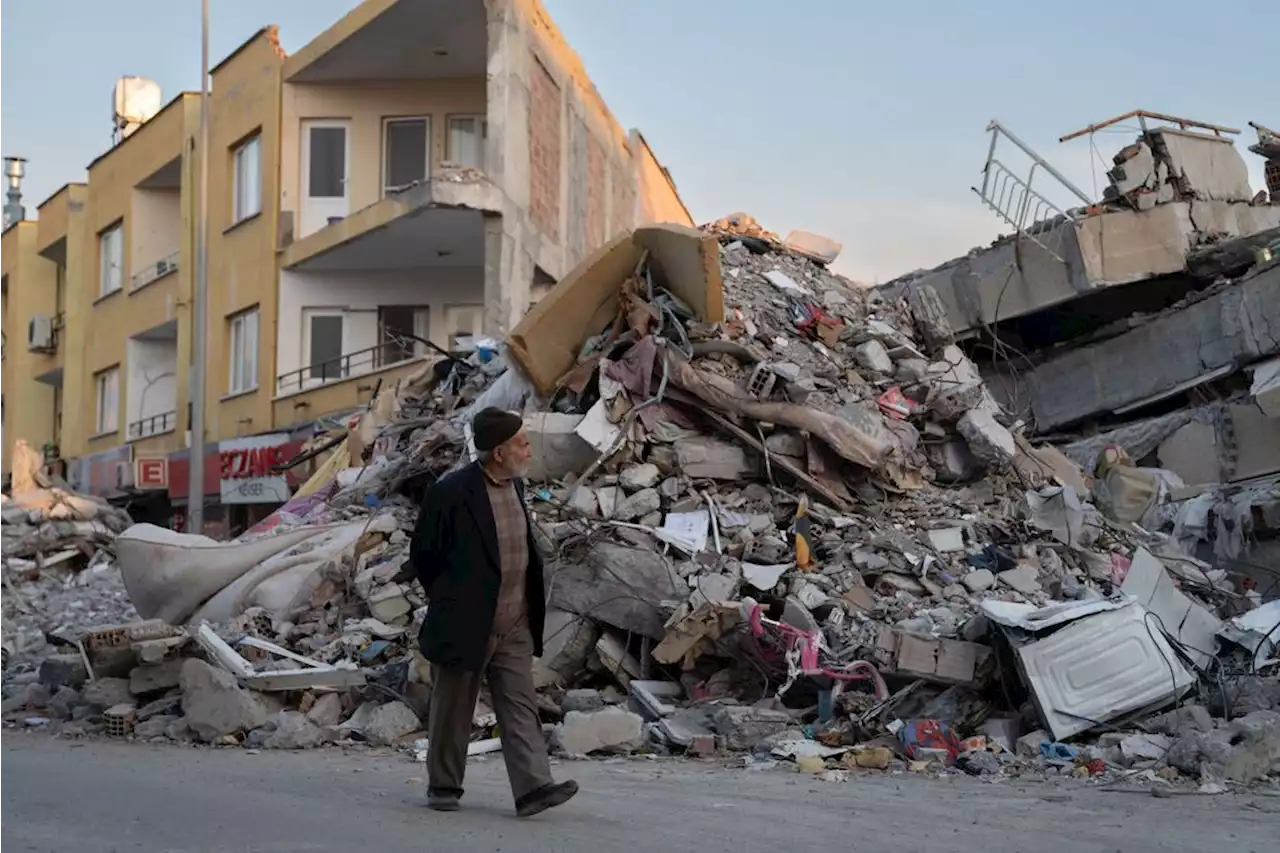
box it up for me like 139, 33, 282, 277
2, 441, 137, 669
3, 222, 1277, 792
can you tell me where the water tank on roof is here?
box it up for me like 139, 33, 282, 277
112, 77, 163, 143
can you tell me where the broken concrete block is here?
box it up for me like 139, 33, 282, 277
958, 409, 1016, 468
567, 486, 599, 517
895, 358, 931, 386
550, 544, 683, 640
1221, 710, 1280, 783
962, 569, 995, 593
906, 284, 955, 351
560, 688, 605, 713
764, 431, 807, 458
1166, 729, 1235, 778
179, 659, 269, 741
712, 705, 793, 751
134, 715, 177, 740
1016, 729, 1050, 757
47, 686, 81, 720
675, 437, 755, 480
129, 660, 184, 696
555, 707, 645, 755
997, 565, 1042, 595
931, 438, 981, 482
619, 463, 661, 492
595, 485, 621, 518
523, 413, 598, 481
363, 701, 421, 746
305, 693, 344, 728
366, 584, 412, 624
854, 340, 893, 374
538, 608, 602, 679
81, 677, 133, 712
38, 655, 88, 691
926, 526, 965, 553
1119, 732, 1172, 763
1145, 704, 1215, 739
614, 487, 660, 521
265, 710, 329, 749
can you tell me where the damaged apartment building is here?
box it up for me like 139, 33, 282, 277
881, 112, 1280, 575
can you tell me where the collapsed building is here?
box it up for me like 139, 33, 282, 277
4, 208, 1278, 789
881, 112, 1280, 581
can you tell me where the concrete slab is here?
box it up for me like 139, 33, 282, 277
1032, 264, 1280, 430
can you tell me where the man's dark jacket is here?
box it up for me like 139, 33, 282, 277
410, 461, 546, 672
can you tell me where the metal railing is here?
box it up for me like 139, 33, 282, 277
127, 410, 177, 441
275, 339, 420, 395
973, 121, 1094, 263
130, 250, 180, 293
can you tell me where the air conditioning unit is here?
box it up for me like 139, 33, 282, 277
27, 314, 54, 352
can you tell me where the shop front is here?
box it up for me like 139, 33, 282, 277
69, 444, 173, 527
167, 431, 310, 539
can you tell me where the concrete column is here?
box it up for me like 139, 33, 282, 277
483, 213, 536, 336
485, 0, 530, 212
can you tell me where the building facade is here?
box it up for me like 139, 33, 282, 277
1, 0, 690, 535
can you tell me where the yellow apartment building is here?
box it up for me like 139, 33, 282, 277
2, 0, 690, 536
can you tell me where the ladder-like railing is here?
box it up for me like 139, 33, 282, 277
973, 121, 1093, 262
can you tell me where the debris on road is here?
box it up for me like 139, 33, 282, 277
3, 220, 1277, 796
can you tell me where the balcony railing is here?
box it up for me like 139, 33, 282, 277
276, 340, 421, 396
127, 410, 177, 441
130, 251, 179, 293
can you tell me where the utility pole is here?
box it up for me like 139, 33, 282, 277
188, 0, 210, 532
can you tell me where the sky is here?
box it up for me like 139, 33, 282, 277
2, 0, 1273, 283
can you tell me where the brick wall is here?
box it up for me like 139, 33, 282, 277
611, 161, 634, 239
528, 56, 562, 241
586, 133, 606, 250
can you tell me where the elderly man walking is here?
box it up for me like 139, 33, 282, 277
410, 407, 578, 817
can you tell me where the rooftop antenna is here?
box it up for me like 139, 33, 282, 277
3, 156, 27, 228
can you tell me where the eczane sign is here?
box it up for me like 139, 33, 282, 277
219, 433, 291, 504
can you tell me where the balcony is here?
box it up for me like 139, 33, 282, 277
130, 250, 179, 293
127, 410, 177, 441
276, 339, 427, 396
273, 340, 431, 430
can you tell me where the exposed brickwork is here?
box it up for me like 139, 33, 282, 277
586, 132, 606, 251
567, 115, 589, 264
611, 161, 634, 239
528, 56, 562, 241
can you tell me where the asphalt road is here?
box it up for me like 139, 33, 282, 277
2, 733, 1276, 853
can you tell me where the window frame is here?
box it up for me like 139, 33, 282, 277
380, 116, 431, 197
232, 133, 263, 224
99, 223, 123, 297
302, 308, 347, 382
446, 114, 488, 170
94, 366, 120, 435
228, 307, 260, 395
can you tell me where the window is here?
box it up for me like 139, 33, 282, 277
382, 117, 429, 195
99, 224, 123, 296
305, 311, 345, 381
307, 125, 347, 198
228, 308, 259, 395
447, 116, 487, 170
232, 134, 262, 223
444, 304, 484, 351
94, 367, 120, 434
